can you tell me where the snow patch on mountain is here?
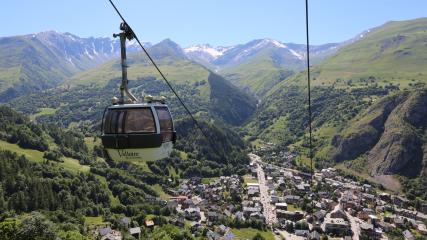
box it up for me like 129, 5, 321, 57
184, 44, 231, 59
288, 48, 304, 60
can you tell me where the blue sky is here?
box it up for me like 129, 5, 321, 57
1, 0, 426, 46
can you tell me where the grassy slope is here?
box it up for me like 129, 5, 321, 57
277, 17, 427, 89
231, 228, 274, 240
84, 216, 104, 226
67, 55, 210, 98
152, 184, 171, 200
30, 107, 58, 120
320, 18, 427, 85
0, 139, 89, 173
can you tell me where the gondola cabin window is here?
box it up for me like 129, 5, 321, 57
103, 108, 156, 134
155, 106, 173, 142
103, 109, 121, 134
124, 108, 156, 133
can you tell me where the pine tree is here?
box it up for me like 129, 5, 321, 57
0, 186, 5, 212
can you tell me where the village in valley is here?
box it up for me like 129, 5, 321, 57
95, 149, 427, 240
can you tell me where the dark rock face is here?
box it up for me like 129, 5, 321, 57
330, 94, 404, 162
330, 90, 427, 177
331, 129, 380, 162
369, 90, 427, 177
369, 129, 422, 177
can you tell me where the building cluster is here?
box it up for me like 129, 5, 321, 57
91, 152, 427, 240
94, 217, 141, 240
253, 159, 427, 240
167, 175, 247, 239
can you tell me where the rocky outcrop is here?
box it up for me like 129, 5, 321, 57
369, 90, 427, 177
330, 90, 427, 177
330, 94, 404, 162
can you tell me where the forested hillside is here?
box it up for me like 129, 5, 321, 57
0, 105, 250, 239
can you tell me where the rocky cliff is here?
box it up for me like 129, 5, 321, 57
330, 89, 427, 177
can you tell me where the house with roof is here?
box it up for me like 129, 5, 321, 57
167, 200, 179, 210
248, 188, 260, 198
403, 230, 415, 240
223, 232, 235, 240
99, 227, 112, 237
207, 230, 221, 240
234, 211, 245, 221
207, 211, 220, 222
318, 191, 330, 199
129, 227, 141, 239
145, 219, 155, 228
377, 221, 393, 232
119, 217, 131, 229
309, 231, 320, 240
243, 206, 262, 218
330, 209, 347, 220
270, 194, 279, 203
360, 222, 382, 240
216, 224, 230, 235
313, 210, 327, 222
100, 230, 122, 240
321, 168, 337, 178
276, 210, 304, 222
169, 195, 188, 203
416, 212, 427, 222
190, 221, 201, 233
292, 175, 303, 184
393, 196, 410, 208
379, 192, 391, 202
284, 195, 301, 204
295, 229, 310, 237
417, 223, 427, 235
275, 202, 288, 211
324, 218, 350, 236
362, 193, 375, 204
394, 217, 405, 228
340, 191, 360, 210
182, 198, 196, 209
249, 212, 265, 221
169, 217, 185, 228
184, 207, 201, 220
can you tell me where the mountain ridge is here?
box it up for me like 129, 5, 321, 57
0, 29, 357, 101
0, 30, 146, 101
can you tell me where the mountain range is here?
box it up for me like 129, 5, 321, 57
0, 30, 345, 100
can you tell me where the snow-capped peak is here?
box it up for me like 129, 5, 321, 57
263, 38, 287, 48
184, 44, 230, 59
